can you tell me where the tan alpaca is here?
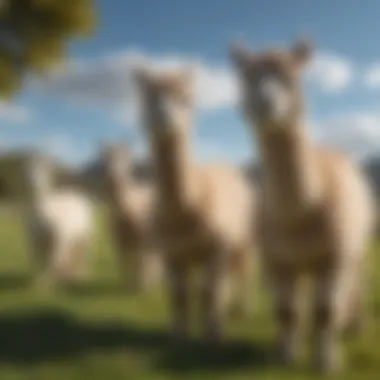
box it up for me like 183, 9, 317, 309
134, 66, 257, 341
100, 143, 163, 291
23, 153, 93, 288
230, 39, 375, 372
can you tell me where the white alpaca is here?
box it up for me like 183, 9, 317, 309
24, 153, 93, 287
230, 39, 375, 373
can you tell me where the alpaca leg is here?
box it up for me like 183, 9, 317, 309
141, 249, 164, 290
29, 232, 50, 282
29, 240, 41, 273
228, 246, 254, 318
201, 250, 230, 341
131, 248, 162, 292
129, 249, 145, 292
71, 237, 91, 283
167, 260, 190, 341
342, 261, 368, 337
115, 240, 131, 289
32, 246, 50, 286
343, 283, 366, 338
30, 242, 46, 280
36, 240, 68, 288
51, 242, 78, 285
312, 265, 350, 373
270, 269, 299, 366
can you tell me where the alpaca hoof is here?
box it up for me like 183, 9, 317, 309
313, 359, 342, 374
277, 347, 297, 368
313, 349, 342, 374
276, 339, 299, 368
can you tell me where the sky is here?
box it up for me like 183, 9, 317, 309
2, 0, 380, 167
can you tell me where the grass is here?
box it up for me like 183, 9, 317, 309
1, 205, 380, 379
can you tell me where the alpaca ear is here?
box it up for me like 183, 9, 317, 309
292, 38, 314, 68
229, 41, 253, 71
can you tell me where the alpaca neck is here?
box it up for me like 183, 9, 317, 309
106, 174, 129, 214
27, 185, 51, 213
151, 133, 195, 211
258, 121, 322, 218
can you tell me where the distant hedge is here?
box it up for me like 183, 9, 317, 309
0, 151, 79, 201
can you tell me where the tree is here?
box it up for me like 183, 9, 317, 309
0, 0, 96, 97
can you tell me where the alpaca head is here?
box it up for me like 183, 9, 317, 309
100, 143, 131, 182
230, 38, 313, 133
133, 66, 195, 141
25, 153, 53, 196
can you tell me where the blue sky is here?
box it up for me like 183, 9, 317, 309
2, 0, 380, 166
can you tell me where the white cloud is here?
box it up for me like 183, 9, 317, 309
0, 133, 92, 166
32, 49, 354, 127
306, 53, 353, 92
0, 102, 32, 124
363, 64, 380, 88
34, 51, 237, 113
196, 67, 237, 110
315, 113, 380, 160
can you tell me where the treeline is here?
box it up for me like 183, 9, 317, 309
0, 151, 154, 201
2, 149, 380, 203
0, 151, 80, 200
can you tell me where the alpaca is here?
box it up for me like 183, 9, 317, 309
100, 143, 163, 291
23, 153, 93, 288
134, 65, 257, 341
230, 39, 375, 372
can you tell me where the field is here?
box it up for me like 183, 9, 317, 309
1, 204, 380, 380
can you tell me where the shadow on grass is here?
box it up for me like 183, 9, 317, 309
155, 339, 272, 374
0, 273, 150, 297
0, 309, 167, 365
64, 281, 129, 297
0, 272, 31, 291
0, 309, 273, 373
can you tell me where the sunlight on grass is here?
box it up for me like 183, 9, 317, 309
0, 204, 379, 379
